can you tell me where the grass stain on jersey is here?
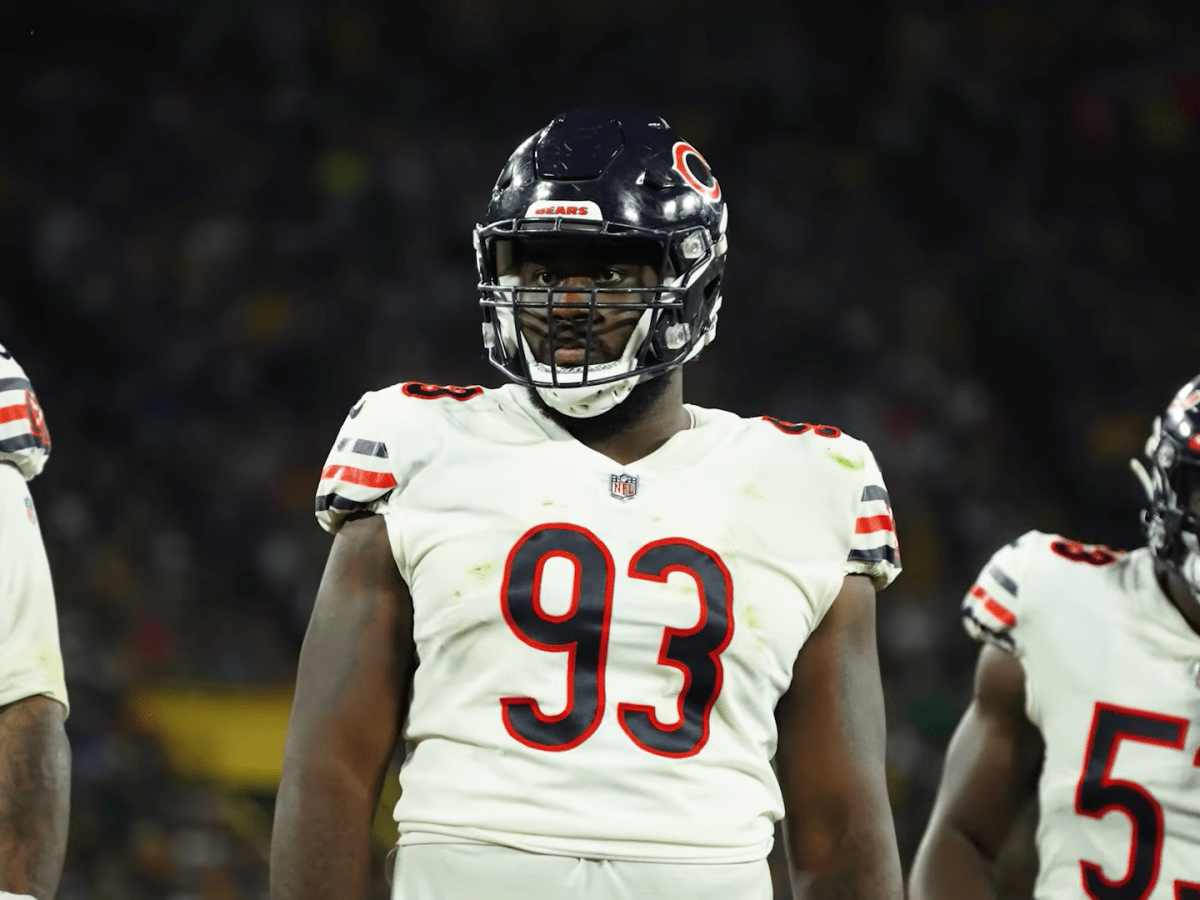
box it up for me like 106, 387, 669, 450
466, 563, 493, 580
742, 605, 768, 651
744, 483, 765, 502
828, 449, 864, 470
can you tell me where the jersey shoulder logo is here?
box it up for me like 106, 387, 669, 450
25, 390, 49, 448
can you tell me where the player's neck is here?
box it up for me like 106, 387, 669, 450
578, 386, 690, 466
1156, 561, 1200, 639
531, 372, 692, 466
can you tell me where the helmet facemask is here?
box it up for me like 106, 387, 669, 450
1132, 407, 1200, 603
477, 226, 722, 418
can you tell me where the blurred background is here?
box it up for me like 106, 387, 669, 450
1, 0, 1197, 897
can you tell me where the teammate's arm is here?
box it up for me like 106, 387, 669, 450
908, 644, 1043, 900
774, 574, 902, 900
0, 696, 70, 900
270, 514, 414, 900
0, 460, 70, 900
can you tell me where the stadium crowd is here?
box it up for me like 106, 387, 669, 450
1, 1, 1196, 897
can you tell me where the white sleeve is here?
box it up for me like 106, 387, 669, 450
960, 531, 1038, 657
0, 462, 68, 712
315, 390, 399, 534
842, 445, 901, 590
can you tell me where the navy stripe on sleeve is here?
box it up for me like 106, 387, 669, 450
962, 604, 1016, 653
848, 545, 899, 567
0, 434, 44, 453
988, 566, 1019, 597
315, 488, 394, 514
861, 485, 890, 504
336, 437, 389, 459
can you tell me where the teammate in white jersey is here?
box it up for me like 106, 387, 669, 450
271, 110, 904, 900
910, 375, 1200, 900
0, 344, 70, 900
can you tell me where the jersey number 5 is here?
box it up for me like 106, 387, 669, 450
1075, 702, 1200, 900
499, 524, 734, 759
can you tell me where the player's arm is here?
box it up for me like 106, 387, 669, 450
774, 573, 903, 900
908, 644, 1043, 900
0, 695, 70, 900
270, 514, 414, 900
0, 460, 70, 900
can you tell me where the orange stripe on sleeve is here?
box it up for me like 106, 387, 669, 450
855, 514, 894, 534
0, 404, 29, 424
970, 584, 1016, 628
320, 465, 397, 490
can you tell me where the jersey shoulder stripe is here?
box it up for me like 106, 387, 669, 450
847, 468, 900, 588
320, 464, 398, 490
0, 347, 50, 481
336, 437, 389, 458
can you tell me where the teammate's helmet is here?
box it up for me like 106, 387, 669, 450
1132, 374, 1200, 597
474, 109, 728, 418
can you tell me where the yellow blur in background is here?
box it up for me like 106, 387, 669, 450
128, 684, 403, 853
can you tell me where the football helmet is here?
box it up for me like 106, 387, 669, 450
1131, 374, 1200, 599
474, 109, 728, 417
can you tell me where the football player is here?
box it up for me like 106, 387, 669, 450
0, 345, 70, 900
909, 376, 1200, 900
271, 111, 904, 900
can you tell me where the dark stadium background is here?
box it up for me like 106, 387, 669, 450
1, 1, 1197, 897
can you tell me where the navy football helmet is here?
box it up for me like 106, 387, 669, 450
1131, 374, 1200, 598
474, 110, 728, 417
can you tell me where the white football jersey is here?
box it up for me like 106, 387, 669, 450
316, 382, 900, 863
0, 344, 67, 712
964, 532, 1200, 900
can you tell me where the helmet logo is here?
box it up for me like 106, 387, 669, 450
524, 201, 603, 221
672, 142, 721, 202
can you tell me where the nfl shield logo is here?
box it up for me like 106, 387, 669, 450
610, 473, 638, 501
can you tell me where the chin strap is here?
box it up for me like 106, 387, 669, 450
533, 375, 644, 419
1130, 457, 1154, 501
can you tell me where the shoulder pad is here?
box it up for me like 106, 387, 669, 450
315, 389, 402, 533
962, 531, 1126, 656
961, 531, 1044, 654
314, 382, 484, 533
759, 418, 901, 590
0, 346, 51, 481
